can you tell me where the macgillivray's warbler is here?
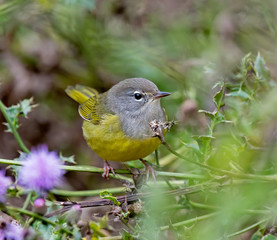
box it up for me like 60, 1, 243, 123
66, 78, 170, 178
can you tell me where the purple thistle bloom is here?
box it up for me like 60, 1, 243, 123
0, 171, 11, 203
18, 145, 64, 193
0, 221, 24, 240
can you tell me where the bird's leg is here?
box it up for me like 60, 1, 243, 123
102, 160, 115, 178
139, 159, 156, 182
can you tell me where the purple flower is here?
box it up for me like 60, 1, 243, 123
0, 171, 11, 203
33, 198, 47, 215
0, 221, 24, 240
33, 198, 45, 208
18, 145, 64, 193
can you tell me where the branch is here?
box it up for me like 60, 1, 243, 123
45, 184, 203, 218
0, 158, 206, 180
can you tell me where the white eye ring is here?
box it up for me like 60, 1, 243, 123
134, 91, 143, 101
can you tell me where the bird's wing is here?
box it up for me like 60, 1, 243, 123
65, 84, 101, 124
65, 84, 98, 104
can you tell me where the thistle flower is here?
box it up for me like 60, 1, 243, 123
18, 145, 64, 194
0, 221, 24, 240
0, 171, 11, 203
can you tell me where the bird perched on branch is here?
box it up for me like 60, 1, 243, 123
66, 78, 170, 178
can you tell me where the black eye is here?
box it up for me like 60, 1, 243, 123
134, 91, 142, 100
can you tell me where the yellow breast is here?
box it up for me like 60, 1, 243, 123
82, 114, 161, 162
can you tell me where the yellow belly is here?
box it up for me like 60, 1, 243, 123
82, 114, 161, 162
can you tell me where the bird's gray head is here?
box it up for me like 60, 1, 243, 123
105, 78, 170, 138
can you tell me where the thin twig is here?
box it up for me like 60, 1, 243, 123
45, 184, 203, 218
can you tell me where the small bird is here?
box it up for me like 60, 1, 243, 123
66, 78, 170, 178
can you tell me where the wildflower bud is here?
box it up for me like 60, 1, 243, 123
33, 198, 47, 215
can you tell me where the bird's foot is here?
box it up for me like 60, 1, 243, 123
102, 160, 115, 179
139, 159, 156, 182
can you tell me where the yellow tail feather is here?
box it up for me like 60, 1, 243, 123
65, 84, 98, 104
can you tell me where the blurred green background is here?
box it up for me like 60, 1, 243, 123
1, 0, 277, 239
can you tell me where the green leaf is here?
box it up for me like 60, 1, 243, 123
4, 98, 37, 131
226, 90, 251, 100
254, 52, 271, 82
180, 138, 202, 158
99, 215, 109, 229
240, 52, 254, 74
198, 109, 216, 118
59, 153, 76, 164
89, 221, 100, 231
262, 235, 277, 240
20, 98, 37, 117
198, 134, 215, 140
121, 229, 134, 240
215, 112, 232, 124
251, 233, 262, 240
213, 83, 225, 109
100, 191, 121, 206
4, 105, 21, 131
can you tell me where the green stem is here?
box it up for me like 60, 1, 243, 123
202, 84, 225, 159
51, 180, 187, 197
121, 218, 136, 232
0, 159, 206, 180
227, 219, 268, 238
6, 206, 72, 235
62, 165, 130, 174
22, 191, 32, 210
99, 237, 122, 240
155, 149, 160, 167
0, 100, 29, 153
189, 200, 218, 211
161, 141, 277, 182
51, 187, 126, 197
189, 200, 269, 215
156, 171, 205, 180
0, 159, 22, 166
160, 212, 218, 231
63, 165, 132, 181
3, 157, 277, 183
162, 140, 225, 172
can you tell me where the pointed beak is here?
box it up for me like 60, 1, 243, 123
152, 91, 171, 100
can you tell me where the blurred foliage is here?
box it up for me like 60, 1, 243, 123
1, 0, 277, 239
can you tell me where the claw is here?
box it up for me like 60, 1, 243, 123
140, 159, 156, 182
102, 160, 115, 178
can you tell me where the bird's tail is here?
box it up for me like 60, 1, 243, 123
65, 84, 98, 104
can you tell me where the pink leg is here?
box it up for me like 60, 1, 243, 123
102, 160, 115, 178
140, 159, 156, 182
